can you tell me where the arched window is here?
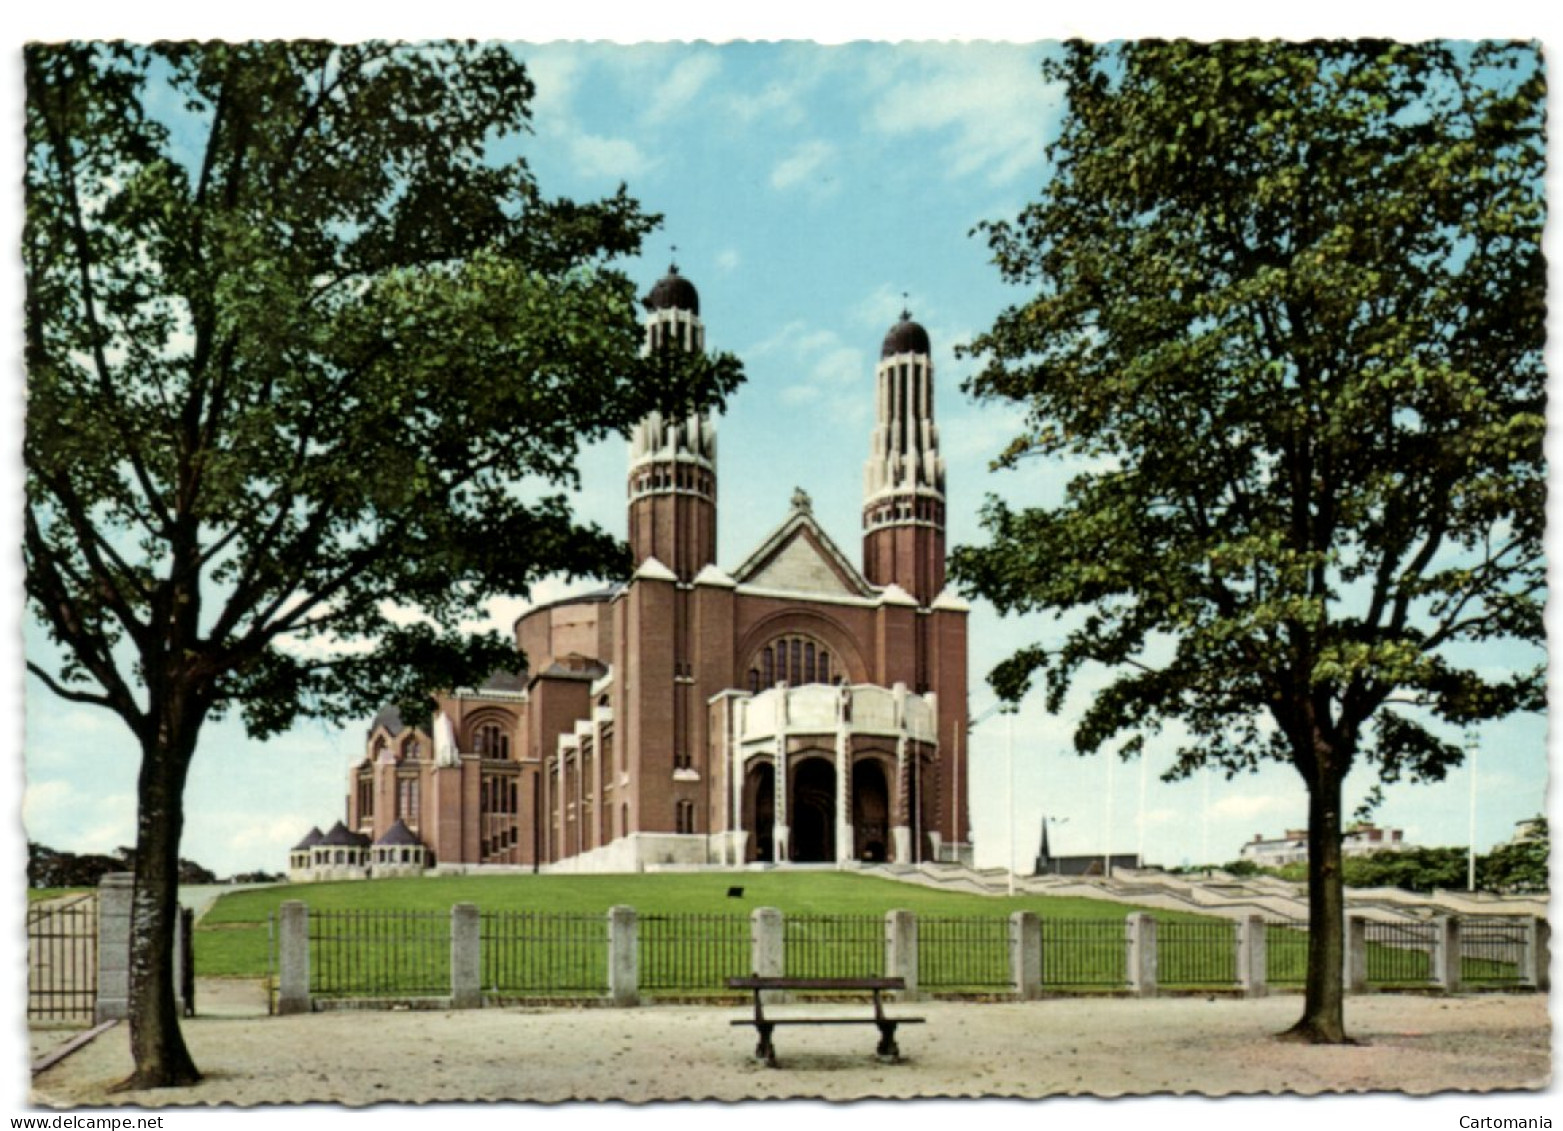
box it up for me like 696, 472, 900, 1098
749, 635, 838, 690
475, 723, 510, 760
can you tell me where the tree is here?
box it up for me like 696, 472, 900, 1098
1480, 816, 1549, 893
953, 41, 1544, 1043
24, 41, 741, 1087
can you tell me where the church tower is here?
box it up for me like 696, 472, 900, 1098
627, 264, 717, 582
862, 309, 945, 605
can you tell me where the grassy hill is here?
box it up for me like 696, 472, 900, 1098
193, 870, 1213, 979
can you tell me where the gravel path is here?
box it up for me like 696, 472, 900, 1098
28, 988, 1550, 1106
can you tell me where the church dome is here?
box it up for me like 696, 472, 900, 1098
644, 264, 700, 315
881, 310, 930, 358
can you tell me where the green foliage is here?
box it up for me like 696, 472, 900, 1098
23, 42, 744, 741
956, 41, 1545, 785
1479, 817, 1549, 893
1344, 847, 1467, 892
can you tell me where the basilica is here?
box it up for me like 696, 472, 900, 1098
289, 265, 970, 878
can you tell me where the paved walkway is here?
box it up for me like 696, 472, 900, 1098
27, 988, 1551, 1107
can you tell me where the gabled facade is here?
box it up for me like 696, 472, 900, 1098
291, 266, 970, 877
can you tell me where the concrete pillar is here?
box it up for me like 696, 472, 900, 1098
835, 722, 852, 864
751, 907, 785, 1005
1523, 916, 1550, 990
892, 732, 910, 863
608, 905, 638, 1006
1010, 911, 1042, 1000
1237, 915, 1268, 998
1126, 913, 1158, 997
1344, 914, 1368, 994
1430, 916, 1462, 992
94, 873, 134, 1023
451, 903, 481, 1008
277, 900, 311, 1015
885, 909, 919, 1000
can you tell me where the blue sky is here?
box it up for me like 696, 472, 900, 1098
12, 35, 1550, 880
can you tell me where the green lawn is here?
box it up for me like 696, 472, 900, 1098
194, 870, 1210, 982
26, 887, 91, 904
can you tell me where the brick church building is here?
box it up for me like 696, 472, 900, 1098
289, 265, 970, 878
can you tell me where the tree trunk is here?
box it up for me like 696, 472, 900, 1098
1281, 750, 1352, 1044
117, 725, 202, 1089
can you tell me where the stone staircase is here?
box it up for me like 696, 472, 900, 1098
869, 861, 1547, 923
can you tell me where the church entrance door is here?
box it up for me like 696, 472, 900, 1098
790, 757, 836, 863
852, 759, 890, 862
746, 762, 775, 863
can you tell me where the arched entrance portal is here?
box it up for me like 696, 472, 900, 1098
852, 759, 890, 862
746, 762, 775, 862
790, 758, 836, 863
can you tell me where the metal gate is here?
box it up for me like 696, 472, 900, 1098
27, 894, 98, 1023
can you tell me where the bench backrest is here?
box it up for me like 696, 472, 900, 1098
727, 976, 905, 992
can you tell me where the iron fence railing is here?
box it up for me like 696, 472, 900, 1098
1460, 917, 1528, 986
26, 894, 99, 1023
309, 909, 449, 997
639, 913, 750, 991
784, 914, 884, 979
918, 916, 1013, 990
1363, 919, 1438, 987
1041, 918, 1128, 988
482, 911, 607, 995
1264, 918, 1310, 985
1159, 919, 1239, 987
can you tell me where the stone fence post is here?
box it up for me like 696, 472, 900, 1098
1522, 916, 1550, 991
885, 910, 919, 1000
608, 905, 638, 1007
1344, 914, 1368, 993
95, 873, 189, 1022
1126, 913, 1157, 997
1433, 916, 1462, 993
277, 900, 311, 1015
1237, 914, 1267, 998
750, 906, 785, 1003
1010, 911, 1042, 1000
94, 873, 134, 1022
451, 903, 481, 1008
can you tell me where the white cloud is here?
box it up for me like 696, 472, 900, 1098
867, 49, 1061, 186
646, 54, 721, 122
728, 82, 806, 127
770, 140, 836, 193
522, 49, 583, 127
715, 248, 741, 273
1208, 793, 1297, 822
24, 779, 137, 856
569, 134, 655, 181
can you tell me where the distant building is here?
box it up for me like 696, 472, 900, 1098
1239, 823, 1406, 867
288, 266, 971, 881
1031, 818, 1141, 877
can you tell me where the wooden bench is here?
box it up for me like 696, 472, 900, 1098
727, 975, 925, 1067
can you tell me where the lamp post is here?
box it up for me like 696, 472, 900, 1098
1466, 726, 1480, 892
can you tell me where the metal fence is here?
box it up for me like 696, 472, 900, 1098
639, 913, 750, 992
309, 909, 449, 997
1160, 919, 1239, 987
1265, 918, 1309, 985
919, 916, 1012, 990
784, 914, 884, 979
27, 894, 99, 1023
1460, 917, 1527, 986
1041, 918, 1128, 988
1363, 919, 1438, 986
482, 911, 607, 995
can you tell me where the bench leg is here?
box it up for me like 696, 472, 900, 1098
754, 1022, 778, 1068
875, 1021, 900, 1061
